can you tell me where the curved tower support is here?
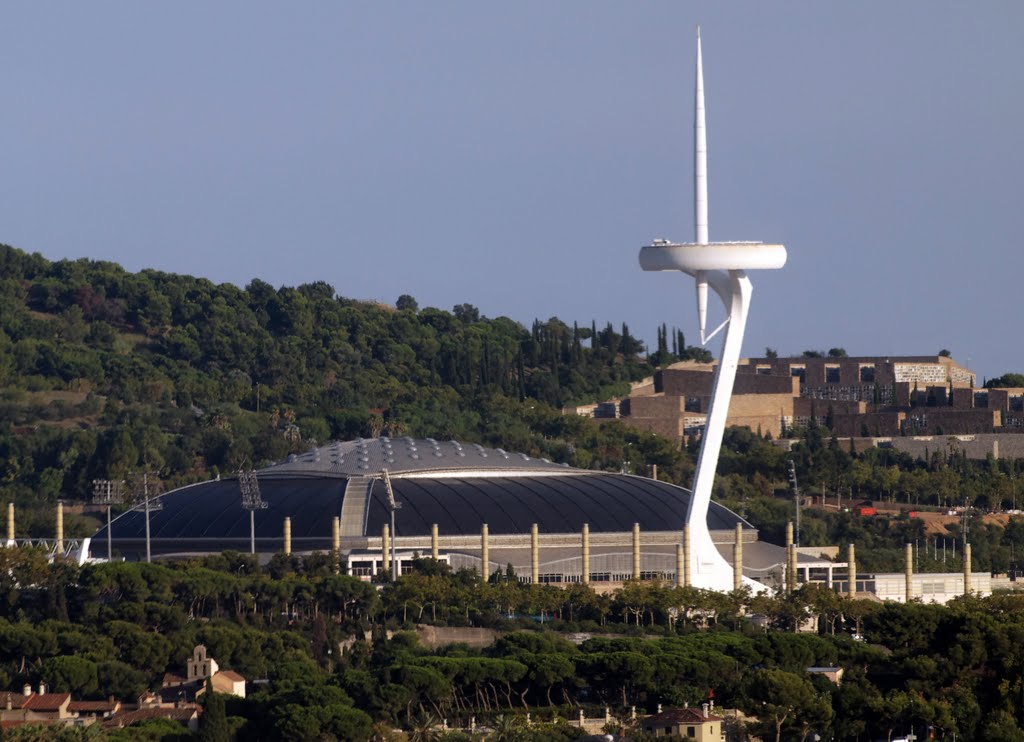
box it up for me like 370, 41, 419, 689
686, 269, 751, 588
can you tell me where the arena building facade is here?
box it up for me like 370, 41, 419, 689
92, 437, 781, 587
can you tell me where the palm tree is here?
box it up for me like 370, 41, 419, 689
406, 716, 441, 742
488, 714, 526, 742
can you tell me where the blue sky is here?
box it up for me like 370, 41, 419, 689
2, 3, 1022, 379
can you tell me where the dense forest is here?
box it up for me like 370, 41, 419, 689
0, 243, 703, 509
5, 549, 1024, 740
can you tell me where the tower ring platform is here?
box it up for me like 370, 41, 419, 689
640, 241, 787, 273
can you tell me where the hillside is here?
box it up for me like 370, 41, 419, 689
0, 244, 693, 512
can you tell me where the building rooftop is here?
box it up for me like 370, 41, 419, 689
96, 438, 751, 557
263, 437, 570, 478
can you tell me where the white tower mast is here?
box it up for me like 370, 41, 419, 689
639, 29, 787, 592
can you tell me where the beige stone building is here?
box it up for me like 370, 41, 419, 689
606, 355, 1024, 443
642, 706, 725, 740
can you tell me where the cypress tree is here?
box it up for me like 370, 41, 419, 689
199, 682, 229, 742
516, 349, 526, 402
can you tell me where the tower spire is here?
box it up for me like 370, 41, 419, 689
695, 26, 708, 245
694, 27, 709, 340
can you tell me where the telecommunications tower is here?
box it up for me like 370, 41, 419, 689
639, 28, 787, 591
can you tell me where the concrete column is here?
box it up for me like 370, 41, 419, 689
676, 543, 685, 588
847, 543, 856, 599
581, 523, 590, 585
6, 502, 13, 542
283, 517, 292, 556
381, 523, 390, 573
683, 525, 691, 587
964, 542, 972, 596
332, 517, 341, 555
827, 565, 834, 589
733, 523, 743, 592
480, 524, 489, 580
531, 523, 539, 584
431, 523, 439, 560
632, 523, 641, 580
651, 464, 658, 481
56, 502, 64, 554
905, 542, 913, 602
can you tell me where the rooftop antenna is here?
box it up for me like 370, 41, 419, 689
238, 469, 268, 555
381, 468, 402, 580
639, 27, 787, 591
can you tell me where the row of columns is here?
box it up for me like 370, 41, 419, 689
294, 516, 978, 599
783, 527, 975, 601
902, 540, 974, 601
5, 502, 65, 553
6, 503, 979, 599
466, 520, 731, 588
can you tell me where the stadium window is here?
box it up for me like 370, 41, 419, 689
826, 365, 841, 383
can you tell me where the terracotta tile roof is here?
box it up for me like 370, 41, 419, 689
162, 673, 187, 687
0, 692, 29, 710
216, 671, 245, 682
1, 719, 61, 729
68, 700, 118, 713
104, 707, 198, 728
23, 693, 70, 712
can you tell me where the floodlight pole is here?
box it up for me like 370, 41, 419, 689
129, 471, 163, 564
789, 460, 801, 546
382, 469, 402, 580
93, 479, 125, 561
238, 469, 268, 555
143, 473, 152, 563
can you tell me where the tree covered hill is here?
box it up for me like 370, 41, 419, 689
0, 243, 692, 513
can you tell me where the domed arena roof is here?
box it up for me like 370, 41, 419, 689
92, 438, 750, 560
